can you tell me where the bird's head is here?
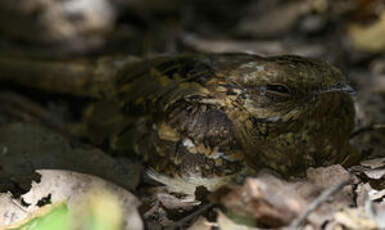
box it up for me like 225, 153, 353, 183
222, 55, 357, 175
227, 55, 355, 125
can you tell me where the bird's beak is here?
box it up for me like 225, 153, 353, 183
320, 82, 356, 96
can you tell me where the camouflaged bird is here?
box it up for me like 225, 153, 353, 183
0, 53, 360, 194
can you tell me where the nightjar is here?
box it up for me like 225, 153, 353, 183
0, 53, 360, 195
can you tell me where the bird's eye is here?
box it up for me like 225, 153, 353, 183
265, 84, 290, 96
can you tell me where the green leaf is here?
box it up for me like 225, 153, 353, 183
12, 203, 69, 230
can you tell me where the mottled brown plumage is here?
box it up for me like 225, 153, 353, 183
0, 53, 360, 194
77, 53, 359, 194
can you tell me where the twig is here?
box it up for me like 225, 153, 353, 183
350, 124, 385, 138
288, 179, 351, 230
164, 203, 213, 230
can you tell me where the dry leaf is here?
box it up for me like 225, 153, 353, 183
210, 174, 305, 228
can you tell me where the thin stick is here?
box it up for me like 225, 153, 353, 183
164, 203, 213, 230
288, 179, 351, 229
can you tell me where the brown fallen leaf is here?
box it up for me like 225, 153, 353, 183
210, 173, 305, 228
210, 165, 358, 229
306, 165, 356, 206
